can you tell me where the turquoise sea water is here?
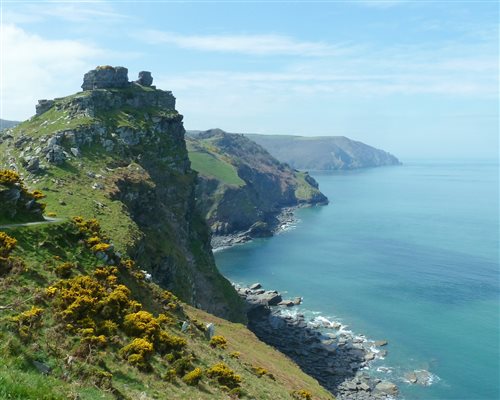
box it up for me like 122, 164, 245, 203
215, 161, 500, 400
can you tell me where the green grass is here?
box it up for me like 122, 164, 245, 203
14, 103, 93, 139
294, 171, 320, 202
188, 150, 244, 187
0, 221, 334, 400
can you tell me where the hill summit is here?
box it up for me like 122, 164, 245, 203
0, 66, 245, 321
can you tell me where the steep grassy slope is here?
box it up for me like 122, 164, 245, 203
0, 214, 334, 400
187, 129, 328, 236
245, 134, 401, 170
0, 82, 244, 322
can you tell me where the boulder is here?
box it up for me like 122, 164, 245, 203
26, 157, 40, 172
136, 71, 153, 86
278, 300, 295, 307
374, 381, 398, 396
45, 145, 66, 165
35, 99, 54, 116
405, 372, 418, 384
33, 360, 51, 375
374, 340, 388, 347
414, 369, 433, 385
249, 283, 262, 290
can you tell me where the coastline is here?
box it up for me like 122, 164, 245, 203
211, 206, 300, 251
235, 284, 399, 400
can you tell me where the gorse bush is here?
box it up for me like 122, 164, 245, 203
292, 389, 313, 400
182, 367, 203, 386
123, 311, 160, 337
209, 335, 227, 349
10, 306, 44, 340
0, 232, 17, 259
54, 262, 75, 278
0, 169, 21, 186
119, 337, 154, 369
206, 363, 241, 389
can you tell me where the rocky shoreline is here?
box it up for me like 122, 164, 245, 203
211, 206, 298, 251
235, 283, 399, 400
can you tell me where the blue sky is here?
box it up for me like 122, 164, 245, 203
1, 0, 498, 159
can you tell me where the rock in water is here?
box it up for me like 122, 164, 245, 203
249, 283, 262, 290
375, 381, 398, 396
81, 66, 129, 90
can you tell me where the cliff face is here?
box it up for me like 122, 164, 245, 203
0, 67, 245, 322
246, 134, 401, 170
187, 129, 328, 237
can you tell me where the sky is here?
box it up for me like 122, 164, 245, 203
0, 0, 498, 160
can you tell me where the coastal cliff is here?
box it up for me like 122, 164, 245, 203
246, 134, 401, 170
0, 66, 245, 322
187, 129, 328, 243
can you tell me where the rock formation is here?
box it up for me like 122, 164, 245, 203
81, 65, 129, 90
136, 71, 153, 86
1, 68, 245, 322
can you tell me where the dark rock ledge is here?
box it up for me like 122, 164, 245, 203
211, 206, 298, 250
235, 284, 399, 400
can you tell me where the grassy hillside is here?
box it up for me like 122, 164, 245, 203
245, 134, 401, 170
0, 212, 334, 400
0, 82, 245, 322
186, 129, 328, 237
187, 140, 245, 187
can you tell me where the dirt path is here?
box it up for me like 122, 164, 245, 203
0, 217, 63, 229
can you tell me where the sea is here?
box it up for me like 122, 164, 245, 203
214, 160, 500, 400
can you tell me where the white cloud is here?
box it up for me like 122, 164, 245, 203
3, 2, 129, 24
0, 24, 105, 120
140, 30, 347, 57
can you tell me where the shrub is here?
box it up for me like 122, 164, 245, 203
209, 335, 227, 349
0, 232, 17, 258
292, 389, 312, 400
206, 363, 241, 389
171, 356, 194, 376
98, 284, 130, 318
156, 330, 187, 354
52, 275, 105, 322
100, 320, 118, 336
11, 306, 44, 339
80, 328, 107, 348
164, 369, 176, 382
54, 262, 75, 278
182, 367, 203, 386
73, 217, 101, 236
123, 311, 159, 338
120, 338, 154, 368
91, 243, 111, 253
251, 366, 275, 380
46, 212, 57, 217
30, 190, 46, 199
229, 351, 241, 359
0, 169, 21, 186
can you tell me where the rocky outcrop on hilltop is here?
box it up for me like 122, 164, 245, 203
0, 67, 245, 322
